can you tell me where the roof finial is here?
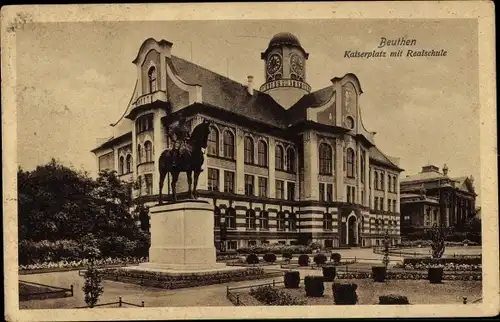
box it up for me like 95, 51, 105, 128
443, 164, 449, 176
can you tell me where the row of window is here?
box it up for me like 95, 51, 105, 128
214, 207, 297, 231
207, 168, 296, 200
136, 114, 154, 134
318, 144, 358, 178
374, 196, 397, 212
119, 155, 132, 175
319, 183, 334, 202
372, 171, 397, 192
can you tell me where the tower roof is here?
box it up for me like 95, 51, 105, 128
268, 32, 302, 47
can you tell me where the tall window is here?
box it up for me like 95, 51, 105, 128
380, 173, 384, 190
224, 171, 235, 193
144, 141, 153, 162
319, 183, 325, 202
258, 140, 268, 166
226, 208, 236, 229
286, 148, 296, 172
388, 176, 392, 192
287, 182, 296, 201
258, 177, 268, 197
387, 199, 391, 212
361, 154, 365, 183
145, 174, 153, 195
126, 155, 132, 173
119, 156, 124, 174
326, 184, 333, 202
148, 66, 157, 92
374, 197, 379, 210
207, 126, 219, 156
319, 143, 333, 174
137, 144, 142, 163
208, 168, 219, 191
244, 137, 254, 164
223, 130, 235, 159
244, 174, 254, 196
214, 207, 221, 228
361, 190, 365, 206
136, 114, 154, 133
346, 186, 355, 203
323, 213, 333, 230
260, 211, 269, 230
288, 213, 297, 231
392, 176, 397, 193
246, 209, 256, 230
277, 212, 286, 231
275, 145, 284, 170
346, 148, 355, 178
276, 180, 284, 199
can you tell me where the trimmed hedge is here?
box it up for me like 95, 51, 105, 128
304, 276, 324, 297
403, 257, 481, 267
331, 253, 341, 264
298, 254, 310, 267
250, 285, 306, 305
379, 294, 410, 305
282, 252, 293, 260
284, 271, 300, 289
246, 253, 259, 265
313, 253, 327, 266
322, 266, 336, 281
263, 253, 277, 263
333, 283, 358, 305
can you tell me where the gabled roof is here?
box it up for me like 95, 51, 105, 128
169, 56, 288, 128
369, 146, 404, 171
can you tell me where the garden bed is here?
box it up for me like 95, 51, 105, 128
19, 280, 73, 301
19, 257, 148, 274
101, 267, 284, 290
234, 279, 481, 305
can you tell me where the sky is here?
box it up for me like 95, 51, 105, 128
16, 19, 480, 201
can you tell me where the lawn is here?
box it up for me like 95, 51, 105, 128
236, 279, 482, 305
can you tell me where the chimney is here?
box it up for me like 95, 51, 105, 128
443, 164, 449, 176
247, 76, 254, 95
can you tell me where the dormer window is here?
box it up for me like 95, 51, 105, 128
148, 66, 157, 93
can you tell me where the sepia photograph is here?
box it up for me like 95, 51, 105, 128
2, 2, 498, 320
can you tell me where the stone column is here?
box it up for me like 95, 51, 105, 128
235, 128, 245, 194
303, 131, 319, 200
268, 137, 276, 198
335, 138, 345, 201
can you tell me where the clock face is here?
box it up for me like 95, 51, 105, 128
345, 116, 355, 129
267, 54, 282, 75
290, 54, 305, 76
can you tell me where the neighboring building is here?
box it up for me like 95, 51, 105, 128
400, 164, 477, 236
91, 32, 404, 250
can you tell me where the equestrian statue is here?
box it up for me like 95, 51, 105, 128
158, 117, 211, 204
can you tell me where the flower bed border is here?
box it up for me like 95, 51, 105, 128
101, 268, 284, 290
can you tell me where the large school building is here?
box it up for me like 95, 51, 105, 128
92, 32, 404, 250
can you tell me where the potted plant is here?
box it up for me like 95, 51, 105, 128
313, 253, 327, 267
428, 224, 445, 283
372, 230, 390, 282
304, 276, 324, 297
332, 283, 358, 305
322, 265, 336, 282
298, 254, 310, 267
284, 271, 300, 289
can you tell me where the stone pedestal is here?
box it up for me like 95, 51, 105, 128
124, 200, 236, 274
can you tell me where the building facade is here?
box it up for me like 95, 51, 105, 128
400, 164, 477, 237
92, 33, 404, 250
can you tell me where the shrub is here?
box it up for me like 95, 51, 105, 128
246, 253, 259, 265
304, 276, 324, 297
82, 249, 104, 308
284, 271, 300, 289
282, 251, 293, 261
313, 253, 327, 266
372, 266, 387, 282
403, 257, 481, 267
332, 283, 358, 305
263, 253, 277, 263
428, 267, 444, 284
379, 294, 410, 305
308, 241, 323, 250
322, 266, 336, 281
250, 285, 306, 305
331, 253, 341, 264
298, 254, 310, 267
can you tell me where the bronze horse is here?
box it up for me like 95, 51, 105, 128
158, 120, 211, 204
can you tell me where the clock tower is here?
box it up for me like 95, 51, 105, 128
260, 32, 311, 109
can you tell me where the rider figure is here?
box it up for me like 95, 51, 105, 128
168, 117, 191, 167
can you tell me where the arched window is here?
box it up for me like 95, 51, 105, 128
207, 126, 219, 156
223, 130, 235, 159
380, 173, 384, 190
148, 66, 157, 92
388, 176, 392, 192
246, 209, 256, 230
288, 213, 297, 231
374, 172, 379, 190
137, 144, 142, 164
226, 207, 236, 229
319, 143, 333, 174
323, 213, 333, 230
214, 207, 221, 228
360, 154, 365, 183
260, 210, 269, 230
119, 156, 124, 174
346, 148, 355, 178
126, 155, 132, 173
258, 140, 268, 166
286, 148, 296, 172
275, 145, 284, 170
277, 212, 286, 231
144, 141, 153, 162
244, 137, 254, 164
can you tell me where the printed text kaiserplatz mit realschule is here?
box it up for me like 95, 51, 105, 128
344, 37, 447, 59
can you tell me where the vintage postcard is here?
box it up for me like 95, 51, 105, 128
2, 2, 498, 321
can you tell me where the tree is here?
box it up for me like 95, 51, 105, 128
382, 229, 391, 269
82, 246, 104, 308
